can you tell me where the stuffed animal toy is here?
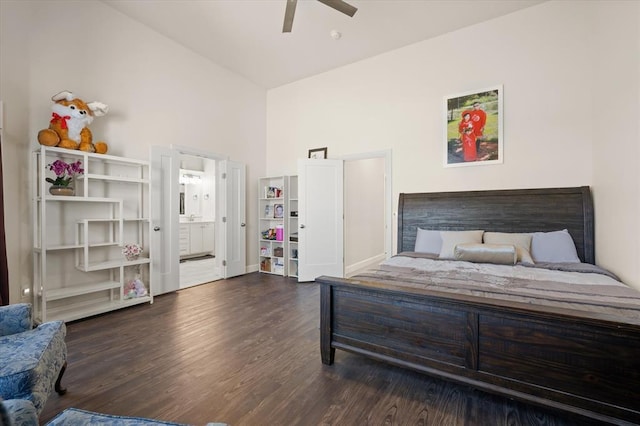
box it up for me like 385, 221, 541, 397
124, 276, 148, 299
37, 90, 109, 154
133, 278, 148, 297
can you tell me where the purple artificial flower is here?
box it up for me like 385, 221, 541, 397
48, 160, 68, 177
67, 160, 84, 175
45, 159, 84, 186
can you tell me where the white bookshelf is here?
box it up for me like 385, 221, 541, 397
258, 175, 299, 277
258, 176, 286, 275
32, 146, 152, 322
287, 176, 298, 278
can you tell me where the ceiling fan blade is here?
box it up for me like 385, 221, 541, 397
317, 0, 357, 17
283, 0, 297, 33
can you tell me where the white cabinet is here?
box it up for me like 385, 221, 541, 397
179, 222, 215, 258
189, 222, 214, 255
32, 146, 152, 322
179, 224, 190, 255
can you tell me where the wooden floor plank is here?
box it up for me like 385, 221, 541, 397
41, 273, 595, 425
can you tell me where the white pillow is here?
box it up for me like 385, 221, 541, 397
414, 228, 442, 255
530, 229, 581, 263
483, 232, 534, 264
439, 230, 484, 259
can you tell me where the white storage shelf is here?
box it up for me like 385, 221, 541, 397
288, 191, 298, 278
44, 297, 152, 324
86, 174, 149, 184
44, 280, 121, 301
32, 146, 152, 323
258, 175, 299, 277
287, 177, 299, 278
37, 244, 83, 251
75, 256, 151, 273
258, 176, 287, 275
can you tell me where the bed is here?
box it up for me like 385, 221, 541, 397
317, 186, 640, 424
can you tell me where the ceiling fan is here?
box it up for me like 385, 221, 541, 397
283, 0, 358, 33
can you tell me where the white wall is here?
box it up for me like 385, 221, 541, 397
0, 1, 39, 304
266, 1, 640, 289
590, 1, 640, 289
0, 0, 267, 302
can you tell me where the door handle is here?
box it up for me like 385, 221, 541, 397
153, 226, 161, 231
300, 224, 305, 229
241, 223, 246, 227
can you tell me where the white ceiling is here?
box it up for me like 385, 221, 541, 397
102, 0, 545, 89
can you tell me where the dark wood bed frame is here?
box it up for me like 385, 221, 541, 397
318, 187, 640, 424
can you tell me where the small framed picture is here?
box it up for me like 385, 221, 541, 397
273, 204, 284, 218
308, 147, 328, 159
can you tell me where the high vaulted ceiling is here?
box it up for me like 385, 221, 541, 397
103, 0, 545, 89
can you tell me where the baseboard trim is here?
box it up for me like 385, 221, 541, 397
345, 253, 386, 277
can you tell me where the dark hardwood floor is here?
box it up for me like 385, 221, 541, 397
41, 273, 597, 426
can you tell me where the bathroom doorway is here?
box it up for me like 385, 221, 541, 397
151, 145, 246, 295
178, 154, 221, 288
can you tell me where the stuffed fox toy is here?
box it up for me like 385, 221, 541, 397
38, 91, 109, 154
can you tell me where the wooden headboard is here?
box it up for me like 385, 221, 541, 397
397, 186, 594, 264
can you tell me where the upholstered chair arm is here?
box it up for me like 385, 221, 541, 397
1, 398, 38, 426
0, 303, 32, 336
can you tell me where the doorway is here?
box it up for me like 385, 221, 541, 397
151, 146, 246, 295
343, 150, 391, 277
293, 151, 390, 281
178, 154, 220, 288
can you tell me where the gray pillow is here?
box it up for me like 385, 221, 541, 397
414, 228, 442, 255
530, 229, 581, 263
455, 243, 517, 265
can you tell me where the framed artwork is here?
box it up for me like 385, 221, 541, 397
444, 85, 503, 167
273, 204, 284, 218
308, 147, 328, 159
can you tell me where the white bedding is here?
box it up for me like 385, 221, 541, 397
351, 254, 640, 321
382, 256, 625, 287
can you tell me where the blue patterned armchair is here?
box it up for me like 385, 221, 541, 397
1, 398, 39, 425
0, 303, 67, 424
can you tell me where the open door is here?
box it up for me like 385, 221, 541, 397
150, 146, 180, 295
219, 160, 246, 278
297, 159, 344, 282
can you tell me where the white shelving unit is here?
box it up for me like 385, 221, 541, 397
257, 176, 300, 277
258, 176, 287, 275
287, 176, 298, 278
32, 146, 152, 322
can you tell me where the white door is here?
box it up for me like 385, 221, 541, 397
150, 146, 180, 295
219, 160, 246, 278
298, 159, 344, 282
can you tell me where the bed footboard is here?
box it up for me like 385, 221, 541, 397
319, 277, 640, 425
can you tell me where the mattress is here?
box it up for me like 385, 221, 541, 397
351, 253, 640, 321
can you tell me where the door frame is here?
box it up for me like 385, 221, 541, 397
171, 145, 229, 278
